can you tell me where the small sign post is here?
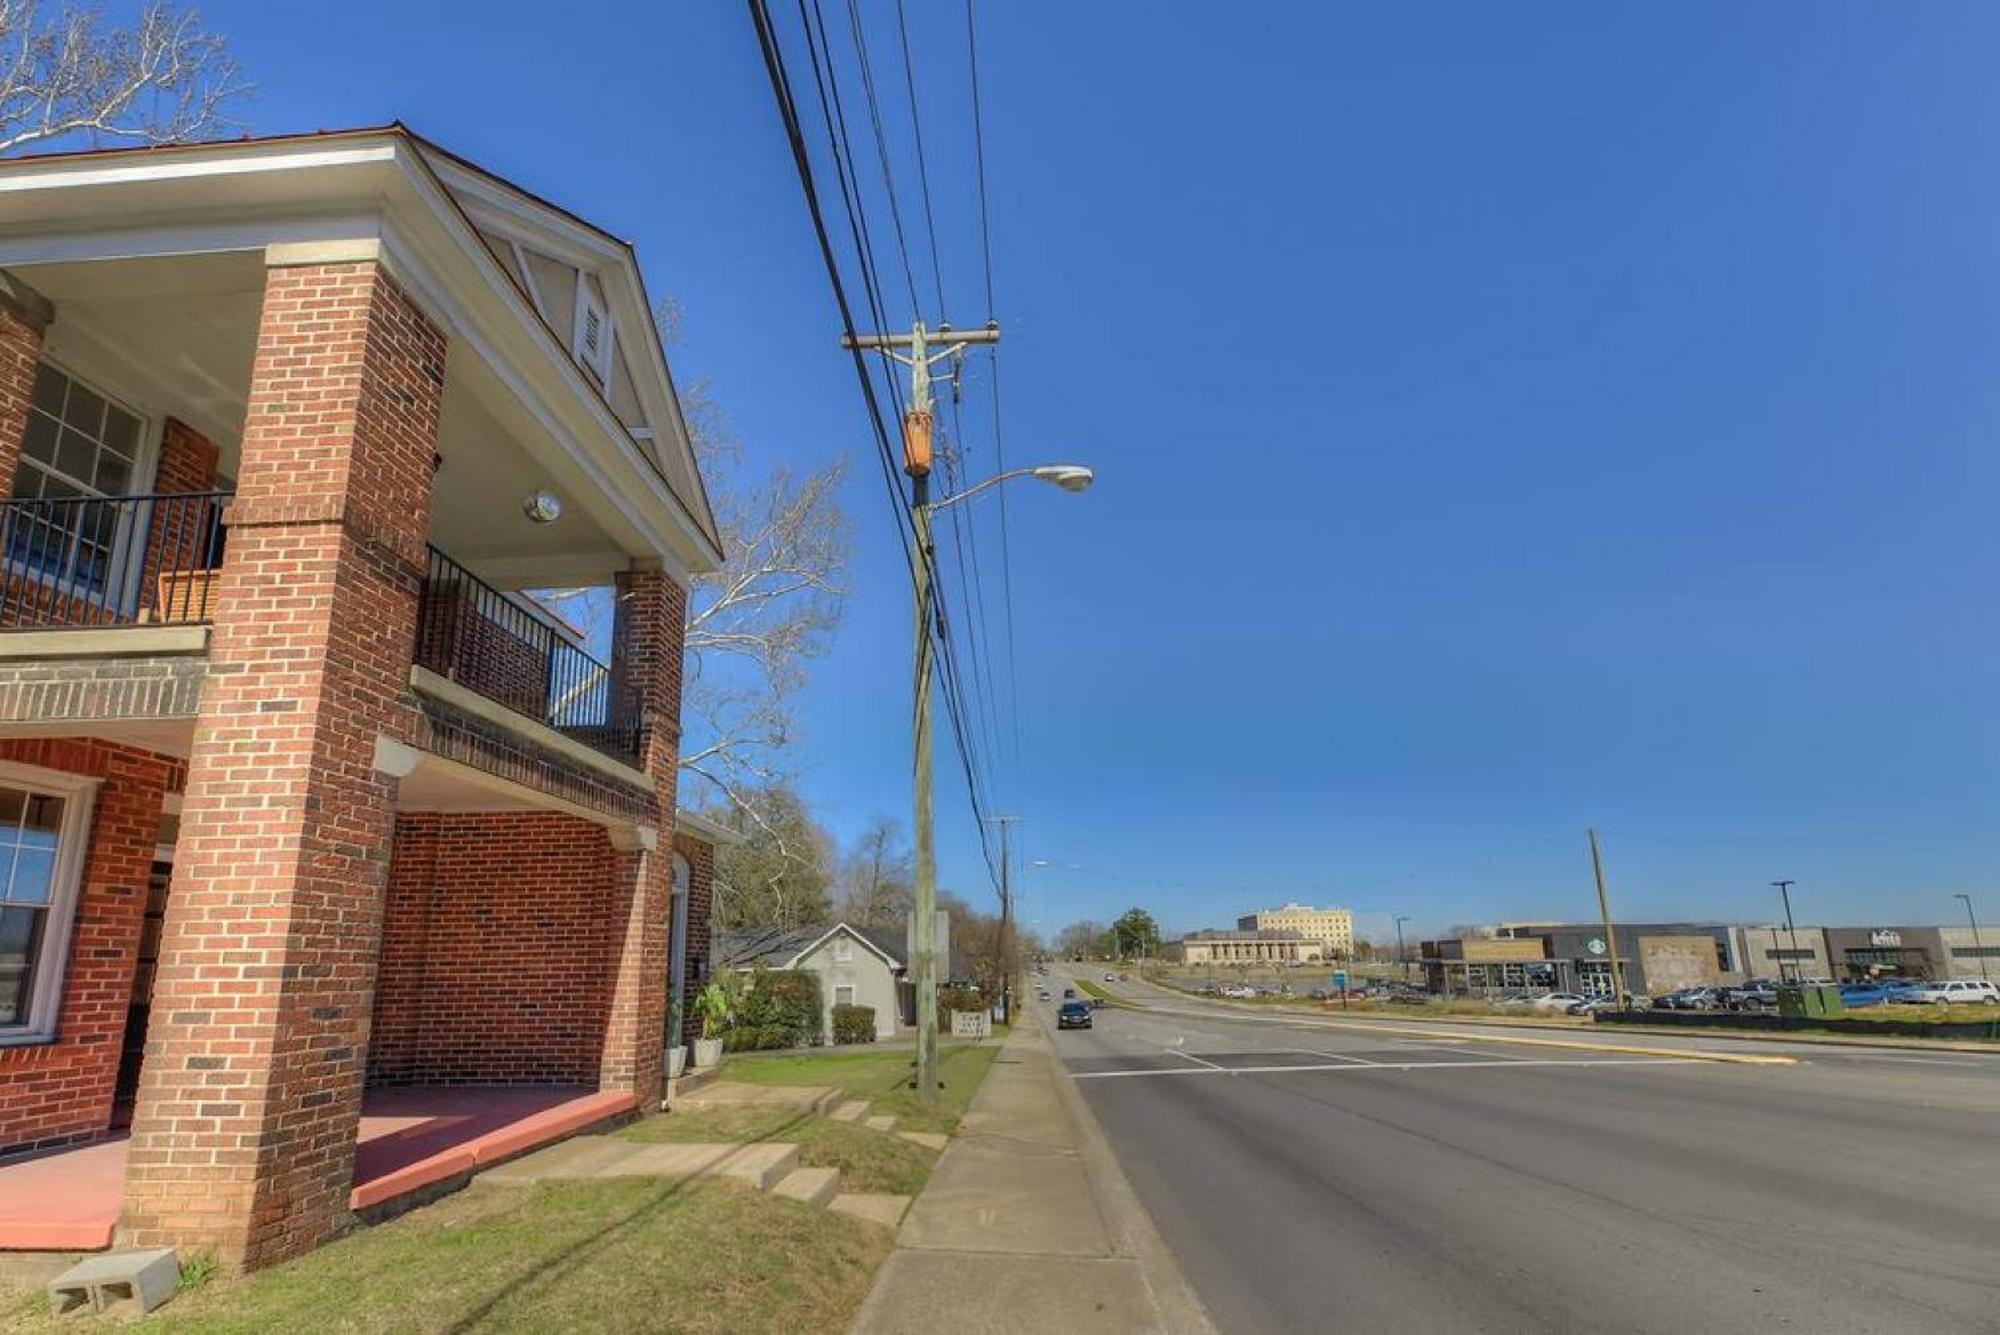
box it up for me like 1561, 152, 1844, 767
1332, 969, 1349, 1009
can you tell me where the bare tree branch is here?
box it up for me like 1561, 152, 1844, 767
0, 1, 249, 155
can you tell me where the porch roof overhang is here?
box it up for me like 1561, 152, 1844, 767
0, 125, 723, 582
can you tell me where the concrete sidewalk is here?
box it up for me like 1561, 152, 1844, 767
850, 1013, 1212, 1334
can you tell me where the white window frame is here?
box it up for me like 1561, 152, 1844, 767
833, 985, 856, 1007
9, 357, 163, 614
0, 760, 102, 1046
832, 933, 854, 963
571, 276, 614, 386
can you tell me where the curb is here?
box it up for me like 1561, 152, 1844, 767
1034, 1008, 1217, 1334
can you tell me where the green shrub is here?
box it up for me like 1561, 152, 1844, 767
831, 1003, 876, 1045
725, 966, 824, 1050
937, 984, 984, 1031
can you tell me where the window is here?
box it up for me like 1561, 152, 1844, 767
10, 363, 147, 595
1953, 945, 2000, 959
832, 934, 854, 963
0, 766, 98, 1042
834, 985, 855, 1006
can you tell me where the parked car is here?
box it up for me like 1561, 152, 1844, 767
1653, 987, 1725, 1011
1530, 992, 1590, 1012
1567, 996, 1624, 1015
1894, 979, 2000, 1006
1220, 984, 1257, 999
1057, 1000, 1093, 1029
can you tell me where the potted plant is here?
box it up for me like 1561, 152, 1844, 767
693, 982, 731, 1069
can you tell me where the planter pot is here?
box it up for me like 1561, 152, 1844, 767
693, 1037, 724, 1069
666, 1045, 688, 1079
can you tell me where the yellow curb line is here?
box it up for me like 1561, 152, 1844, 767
1142, 1003, 1797, 1066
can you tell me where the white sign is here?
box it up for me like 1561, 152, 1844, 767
1869, 929, 1902, 948
950, 1010, 990, 1038
1586, 938, 1607, 956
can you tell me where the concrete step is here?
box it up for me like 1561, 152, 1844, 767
864, 1114, 898, 1133
714, 1142, 801, 1191
482, 1135, 646, 1183
828, 1193, 912, 1229
678, 1081, 840, 1114
769, 1166, 841, 1208
829, 1100, 871, 1124
896, 1130, 949, 1151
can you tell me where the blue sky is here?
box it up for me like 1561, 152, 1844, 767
189, 1, 2000, 943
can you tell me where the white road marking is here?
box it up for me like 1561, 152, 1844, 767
1166, 1046, 1227, 1071
1286, 1048, 1379, 1066
1072, 1057, 1698, 1080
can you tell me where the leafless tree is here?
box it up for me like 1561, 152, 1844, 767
654, 297, 853, 823
0, 1, 247, 155
838, 816, 913, 929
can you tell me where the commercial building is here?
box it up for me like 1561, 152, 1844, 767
1941, 925, 1998, 981
1237, 902, 1353, 956
1170, 929, 1326, 965
0, 128, 726, 1269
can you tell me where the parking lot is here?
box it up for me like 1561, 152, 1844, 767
1042, 965, 2000, 1335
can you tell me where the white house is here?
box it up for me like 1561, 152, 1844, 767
713, 922, 907, 1042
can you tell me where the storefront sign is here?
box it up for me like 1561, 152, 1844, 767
1869, 929, 1902, 948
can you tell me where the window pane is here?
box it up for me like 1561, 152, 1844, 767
0, 905, 45, 1027
102, 407, 140, 456
22, 792, 61, 837
53, 427, 98, 486
63, 382, 106, 436
30, 365, 65, 417
95, 451, 132, 494
0, 787, 25, 834
8, 848, 53, 906
20, 413, 57, 467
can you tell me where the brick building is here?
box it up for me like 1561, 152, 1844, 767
0, 128, 729, 1270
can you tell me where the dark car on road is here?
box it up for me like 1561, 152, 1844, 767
1057, 1000, 1093, 1029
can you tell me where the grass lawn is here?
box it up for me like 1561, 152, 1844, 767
0, 1178, 889, 1334
717, 1039, 1002, 1135
617, 1104, 937, 1195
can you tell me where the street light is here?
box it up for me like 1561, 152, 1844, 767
908, 461, 1092, 1106
1393, 914, 1412, 984
1955, 893, 1989, 982
1772, 880, 1800, 985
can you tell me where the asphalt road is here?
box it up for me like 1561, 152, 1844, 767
1040, 967, 2000, 1334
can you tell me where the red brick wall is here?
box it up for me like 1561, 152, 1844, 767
119, 260, 444, 1270
138, 419, 225, 623
0, 738, 175, 1156
0, 284, 47, 497
369, 812, 616, 1085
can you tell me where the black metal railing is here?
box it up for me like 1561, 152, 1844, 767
0, 491, 230, 629
415, 545, 643, 766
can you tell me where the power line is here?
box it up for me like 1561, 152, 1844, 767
894, 0, 948, 320
842, 0, 921, 320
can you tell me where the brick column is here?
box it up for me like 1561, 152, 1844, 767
0, 270, 54, 496
601, 565, 687, 1104
119, 259, 444, 1270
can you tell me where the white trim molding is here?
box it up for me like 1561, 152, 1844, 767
0, 759, 103, 1046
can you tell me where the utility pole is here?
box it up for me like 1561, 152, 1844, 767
1955, 893, 1989, 982
985, 814, 1022, 1025
841, 320, 1001, 1107
1393, 914, 1412, 985
1587, 829, 1629, 1009
1772, 880, 1800, 985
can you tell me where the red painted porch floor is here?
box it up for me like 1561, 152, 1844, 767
0, 1085, 637, 1252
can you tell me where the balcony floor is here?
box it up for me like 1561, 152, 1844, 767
0, 1085, 638, 1252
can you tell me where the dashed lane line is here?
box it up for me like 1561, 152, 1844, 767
1071, 1057, 1700, 1081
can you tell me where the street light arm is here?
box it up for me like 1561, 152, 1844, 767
928, 464, 1094, 512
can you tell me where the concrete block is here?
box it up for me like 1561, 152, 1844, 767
865, 1114, 899, 1132
830, 1192, 912, 1228
897, 1130, 949, 1151
830, 1100, 870, 1123
770, 1166, 842, 1208
47, 1249, 179, 1319
715, 1142, 801, 1190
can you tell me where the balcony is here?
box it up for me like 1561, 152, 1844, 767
414, 546, 642, 769
0, 492, 229, 630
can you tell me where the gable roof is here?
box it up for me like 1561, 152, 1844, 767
713, 922, 906, 972
0, 123, 724, 571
